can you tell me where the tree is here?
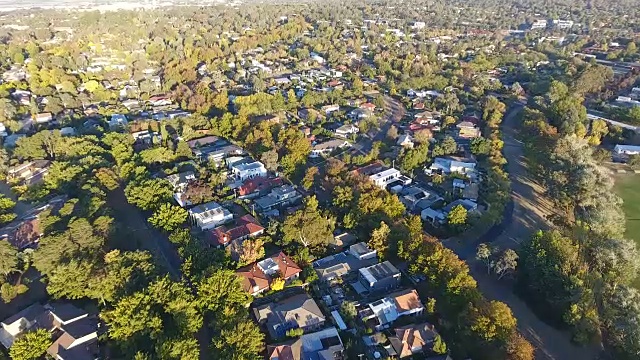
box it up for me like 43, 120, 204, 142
9, 329, 51, 360
282, 196, 335, 249
447, 205, 467, 226
368, 221, 390, 260
260, 149, 279, 172
476, 243, 494, 274
271, 277, 285, 291
210, 320, 264, 360
494, 249, 518, 280
471, 137, 491, 155
386, 125, 399, 140
302, 166, 319, 190
148, 204, 188, 232
124, 179, 173, 211
0, 240, 18, 277
286, 328, 304, 338
238, 237, 265, 266
505, 333, 535, 360
432, 334, 447, 354
340, 301, 357, 321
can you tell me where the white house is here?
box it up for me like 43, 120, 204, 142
310, 139, 351, 158
426, 157, 477, 177
167, 171, 197, 207
360, 289, 424, 330
530, 19, 548, 30
369, 168, 412, 189
614, 144, 640, 155
335, 124, 359, 138
188, 201, 233, 230
397, 134, 414, 148
228, 158, 267, 181
321, 104, 340, 115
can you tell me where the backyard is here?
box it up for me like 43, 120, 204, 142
613, 173, 640, 287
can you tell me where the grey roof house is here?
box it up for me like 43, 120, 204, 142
313, 242, 378, 283
253, 293, 325, 339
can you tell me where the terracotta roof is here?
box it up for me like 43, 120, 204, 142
235, 252, 301, 294
238, 177, 283, 196
391, 289, 422, 312
360, 102, 376, 110
210, 215, 264, 247
236, 263, 270, 293
394, 322, 438, 357
351, 161, 386, 176
267, 345, 296, 360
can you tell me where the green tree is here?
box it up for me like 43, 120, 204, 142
0, 240, 18, 277
447, 205, 467, 225
302, 166, 319, 190
368, 221, 390, 260
340, 301, 357, 321
9, 329, 51, 360
282, 196, 335, 249
148, 204, 188, 232
432, 334, 447, 354
124, 179, 173, 211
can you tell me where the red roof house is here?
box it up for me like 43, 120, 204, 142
236, 252, 302, 295
238, 177, 283, 196
209, 214, 265, 247
360, 102, 376, 111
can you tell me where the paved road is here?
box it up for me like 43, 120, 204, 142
444, 105, 600, 360
0, 181, 37, 217
354, 95, 405, 154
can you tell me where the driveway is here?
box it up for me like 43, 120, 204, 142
443, 105, 600, 360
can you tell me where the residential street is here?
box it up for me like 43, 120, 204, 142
444, 105, 600, 360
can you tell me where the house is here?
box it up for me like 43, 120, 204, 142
329, 232, 358, 249
298, 108, 323, 122
34, 113, 53, 124
335, 124, 359, 138
267, 327, 344, 360
7, 160, 51, 186
131, 130, 158, 146
349, 108, 372, 120
0, 197, 65, 249
399, 186, 443, 213
195, 144, 245, 165
253, 293, 325, 339
209, 214, 264, 248
167, 171, 197, 207
422, 199, 478, 225
530, 19, 548, 30
359, 289, 424, 330
614, 144, 640, 155
369, 168, 412, 189
313, 242, 378, 283
148, 95, 172, 107
187, 135, 220, 149
425, 157, 477, 177
60, 127, 76, 137
237, 177, 283, 197
360, 102, 376, 112
397, 134, 414, 148
389, 322, 441, 358
357, 261, 401, 293
122, 99, 140, 110
414, 111, 440, 125
0, 302, 99, 360
352, 161, 387, 177
310, 139, 351, 158
227, 158, 267, 181
236, 252, 301, 295
456, 121, 481, 139
273, 77, 291, 85
254, 185, 302, 214
321, 104, 340, 115
108, 114, 128, 129
187, 201, 233, 230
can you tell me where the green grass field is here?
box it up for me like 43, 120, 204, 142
614, 174, 640, 246
613, 174, 640, 288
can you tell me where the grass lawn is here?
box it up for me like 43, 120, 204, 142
613, 173, 640, 287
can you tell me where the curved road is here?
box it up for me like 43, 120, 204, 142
444, 104, 600, 360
